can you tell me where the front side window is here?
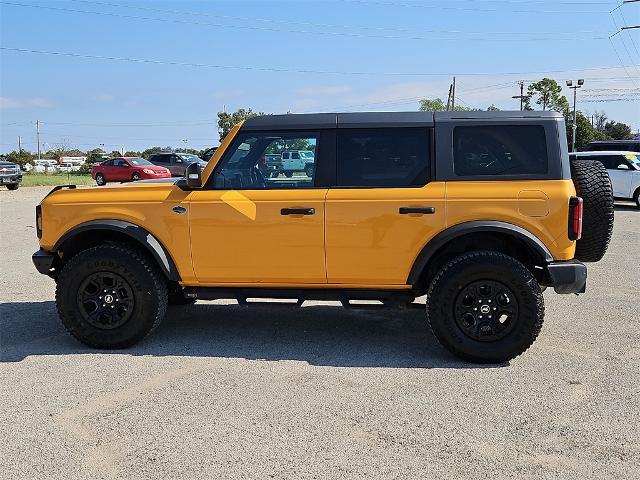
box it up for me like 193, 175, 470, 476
453, 125, 548, 176
336, 128, 429, 187
212, 132, 319, 189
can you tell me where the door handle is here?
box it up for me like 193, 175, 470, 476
399, 207, 436, 215
172, 206, 187, 214
281, 208, 315, 215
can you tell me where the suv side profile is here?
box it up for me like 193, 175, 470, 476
32, 111, 614, 363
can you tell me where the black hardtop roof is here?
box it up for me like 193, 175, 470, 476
241, 110, 563, 130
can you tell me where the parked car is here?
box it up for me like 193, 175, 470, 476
147, 152, 208, 177
200, 147, 218, 162
91, 157, 171, 185
33, 111, 615, 363
0, 159, 22, 190
571, 151, 640, 208
57, 162, 81, 173
584, 140, 640, 153
269, 150, 315, 178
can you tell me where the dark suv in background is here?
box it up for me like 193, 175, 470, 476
584, 140, 640, 153
147, 152, 207, 177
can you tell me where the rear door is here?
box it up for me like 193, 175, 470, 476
325, 126, 446, 286
604, 155, 633, 197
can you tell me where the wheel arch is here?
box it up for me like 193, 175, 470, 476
408, 221, 553, 292
53, 220, 181, 281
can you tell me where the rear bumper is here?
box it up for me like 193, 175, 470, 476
546, 260, 587, 294
32, 249, 56, 277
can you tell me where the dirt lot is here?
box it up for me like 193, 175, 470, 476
1, 186, 639, 479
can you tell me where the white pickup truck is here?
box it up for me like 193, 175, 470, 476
266, 150, 315, 178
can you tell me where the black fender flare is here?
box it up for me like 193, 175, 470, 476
53, 220, 181, 281
406, 220, 554, 285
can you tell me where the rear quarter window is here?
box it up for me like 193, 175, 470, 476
453, 125, 548, 176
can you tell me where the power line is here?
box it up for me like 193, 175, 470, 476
2, 46, 637, 78
338, 0, 611, 14
68, 0, 609, 38
0, 1, 609, 41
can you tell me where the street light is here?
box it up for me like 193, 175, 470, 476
566, 79, 584, 152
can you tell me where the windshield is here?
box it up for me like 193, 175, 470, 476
625, 154, 640, 170
178, 154, 201, 162
128, 158, 152, 166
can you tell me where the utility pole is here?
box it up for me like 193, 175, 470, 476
512, 81, 530, 111
566, 79, 584, 153
451, 76, 456, 111
446, 84, 453, 111
18, 135, 22, 152
36, 120, 41, 161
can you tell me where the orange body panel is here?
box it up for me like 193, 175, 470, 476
38, 121, 577, 289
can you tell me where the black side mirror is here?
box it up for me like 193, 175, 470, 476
185, 161, 202, 189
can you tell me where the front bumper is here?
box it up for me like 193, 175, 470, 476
32, 249, 56, 277
546, 260, 587, 294
0, 174, 22, 184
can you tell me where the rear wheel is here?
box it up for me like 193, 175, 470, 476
426, 251, 544, 363
634, 188, 640, 209
570, 160, 614, 262
55, 243, 168, 348
6, 184, 19, 190
95, 173, 106, 186
284, 171, 293, 178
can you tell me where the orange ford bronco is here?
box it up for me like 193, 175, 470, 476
32, 111, 614, 363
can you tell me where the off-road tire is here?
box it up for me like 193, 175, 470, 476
56, 243, 168, 348
284, 171, 293, 178
6, 184, 19, 190
570, 159, 614, 262
304, 164, 314, 177
634, 188, 640, 209
95, 173, 106, 186
426, 251, 544, 364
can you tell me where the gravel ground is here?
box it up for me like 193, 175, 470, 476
1, 186, 639, 480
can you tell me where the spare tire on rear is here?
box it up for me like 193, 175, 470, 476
570, 160, 614, 262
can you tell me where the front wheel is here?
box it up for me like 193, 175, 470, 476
426, 251, 544, 363
131, 172, 141, 181
634, 188, 640, 209
55, 243, 168, 348
6, 183, 19, 190
95, 173, 106, 186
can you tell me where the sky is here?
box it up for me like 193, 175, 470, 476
1, 0, 639, 154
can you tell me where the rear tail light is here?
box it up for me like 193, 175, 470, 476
568, 196, 583, 241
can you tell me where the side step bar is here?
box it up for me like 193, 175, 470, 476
183, 287, 422, 310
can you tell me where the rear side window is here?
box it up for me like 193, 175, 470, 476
453, 125, 548, 176
336, 128, 429, 187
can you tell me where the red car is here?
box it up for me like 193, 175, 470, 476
91, 157, 171, 185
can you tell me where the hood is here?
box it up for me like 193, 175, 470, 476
0, 161, 19, 168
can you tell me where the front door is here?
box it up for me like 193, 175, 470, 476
325, 127, 446, 285
189, 130, 327, 285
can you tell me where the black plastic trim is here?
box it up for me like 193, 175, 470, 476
32, 248, 56, 277
52, 220, 181, 281
407, 220, 554, 284
546, 260, 587, 294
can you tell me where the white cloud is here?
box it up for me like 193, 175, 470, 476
0, 97, 55, 109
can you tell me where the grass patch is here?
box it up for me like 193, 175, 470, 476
21, 173, 95, 187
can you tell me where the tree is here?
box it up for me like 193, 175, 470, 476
568, 112, 607, 151
604, 121, 633, 140
109, 150, 121, 157
418, 97, 476, 112
593, 111, 608, 132
217, 109, 265, 142
124, 151, 142, 157
4, 149, 34, 168
524, 78, 569, 113
486, 104, 500, 111
141, 147, 163, 158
